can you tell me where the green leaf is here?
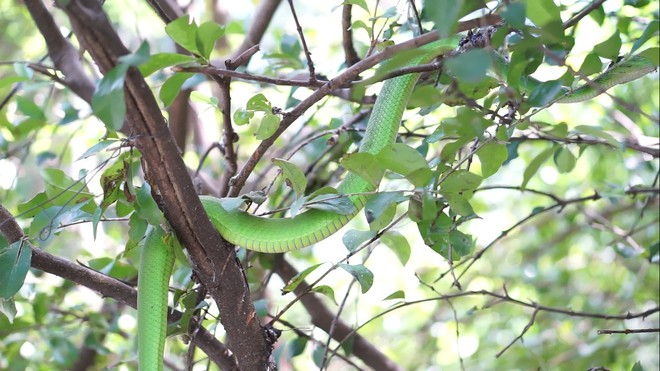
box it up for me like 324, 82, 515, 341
118, 41, 151, 67
255, 113, 280, 140
574, 125, 619, 147
311, 285, 338, 305
246, 93, 272, 112
17, 192, 51, 218
165, 16, 199, 55
196, 22, 225, 59
306, 194, 356, 215
368, 202, 396, 231
442, 192, 475, 216
190, 91, 219, 107
423, 0, 463, 37
553, 146, 576, 173
441, 170, 482, 192
525, 0, 562, 28
233, 109, 252, 125
342, 229, 377, 252
544, 122, 568, 138
0, 240, 32, 298
160, 72, 194, 107
631, 361, 645, 371
377, 143, 432, 187
521, 146, 556, 189
41, 168, 95, 213
0, 297, 17, 323
126, 213, 148, 253
87, 257, 137, 280
477, 143, 508, 178
135, 183, 163, 225
272, 158, 307, 198
340, 152, 383, 187
312, 344, 325, 368
77, 139, 117, 161
445, 49, 491, 84
432, 230, 473, 260
380, 231, 411, 266
139, 53, 197, 77
339, 264, 374, 294
219, 197, 248, 211
631, 20, 659, 54
578, 53, 604, 77
638, 47, 660, 67
92, 64, 128, 131
288, 337, 308, 358
501, 2, 526, 28
282, 263, 324, 294
593, 31, 622, 60
527, 80, 563, 107
15, 96, 45, 119
0, 75, 28, 90
342, 0, 369, 13
383, 290, 405, 301
351, 20, 371, 39
365, 192, 405, 223
253, 299, 269, 318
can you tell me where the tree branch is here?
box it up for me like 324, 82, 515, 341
0, 204, 239, 370
48, 0, 272, 368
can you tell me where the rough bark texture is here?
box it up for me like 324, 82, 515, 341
53, 0, 273, 368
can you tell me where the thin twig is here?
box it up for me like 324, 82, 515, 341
597, 328, 660, 335
287, 0, 316, 82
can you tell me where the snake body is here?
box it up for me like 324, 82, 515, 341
136, 38, 656, 369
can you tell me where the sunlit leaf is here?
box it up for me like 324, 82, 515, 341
553, 146, 576, 173
383, 290, 405, 301
255, 113, 280, 140
196, 22, 225, 59
343, 229, 377, 252
423, 0, 463, 37
445, 49, 491, 84
593, 31, 622, 60
521, 146, 556, 189
377, 143, 433, 187
380, 231, 411, 266
246, 93, 272, 112
311, 285, 337, 305
0, 240, 32, 298
340, 152, 383, 187
306, 194, 356, 215
140, 53, 197, 77
282, 263, 324, 293
272, 158, 307, 198
477, 143, 508, 178
135, 183, 163, 225
165, 16, 199, 55
339, 263, 374, 293
441, 170, 482, 192
160, 72, 194, 107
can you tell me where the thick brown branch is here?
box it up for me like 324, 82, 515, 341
52, 0, 271, 368
0, 204, 238, 369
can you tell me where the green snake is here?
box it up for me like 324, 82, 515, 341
136, 37, 656, 369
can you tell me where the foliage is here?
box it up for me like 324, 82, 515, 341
0, 0, 658, 370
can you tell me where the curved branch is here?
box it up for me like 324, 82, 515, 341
0, 204, 239, 370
